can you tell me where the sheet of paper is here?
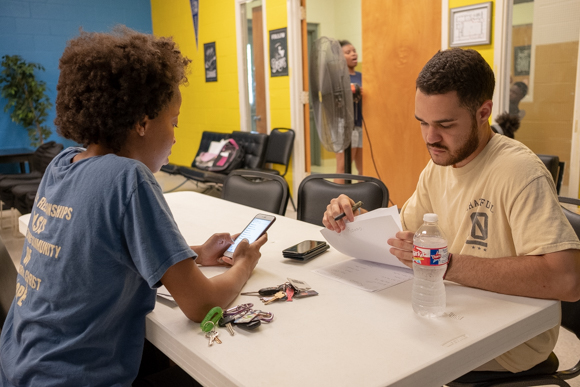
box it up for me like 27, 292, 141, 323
356, 205, 402, 230
314, 259, 413, 292
157, 285, 176, 303
320, 212, 407, 269
206, 139, 228, 156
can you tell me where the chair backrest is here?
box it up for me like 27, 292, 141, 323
556, 161, 565, 195
222, 170, 289, 215
0, 237, 17, 331
30, 141, 64, 174
536, 154, 560, 185
559, 196, 580, 235
264, 128, 295, 176
231, 131, 269, 169
190, 131, 231, 168
297, 174, 389, 227
558, 196, 580, 339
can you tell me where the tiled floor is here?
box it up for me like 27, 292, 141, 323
2, 180, 579, 385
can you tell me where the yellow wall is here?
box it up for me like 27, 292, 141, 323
151, 0, 241, 167
449, 0, 495, 68
266, 2, 291, 129
151, 0, 295, 193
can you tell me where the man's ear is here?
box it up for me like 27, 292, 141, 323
478, 100, 493, 124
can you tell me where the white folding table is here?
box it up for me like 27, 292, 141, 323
140, 191, 559, 387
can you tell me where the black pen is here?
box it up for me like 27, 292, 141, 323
334, 201, 363, 221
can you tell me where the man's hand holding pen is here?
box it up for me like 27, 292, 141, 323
322, 195, 366, 233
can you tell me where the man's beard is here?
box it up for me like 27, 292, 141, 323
427, 119, 479, 166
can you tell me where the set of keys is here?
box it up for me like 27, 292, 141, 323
201, 307, 224, 347
240, 278, 318, 304
201, 304, 274, 346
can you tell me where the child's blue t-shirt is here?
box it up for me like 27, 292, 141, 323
0, 147, 195, 386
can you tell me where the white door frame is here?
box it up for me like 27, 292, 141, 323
493, 0, 512, 118
235, 0, 271, 133
287, 0, 306, 197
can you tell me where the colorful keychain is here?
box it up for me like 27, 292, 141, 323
200, 306, 224, 333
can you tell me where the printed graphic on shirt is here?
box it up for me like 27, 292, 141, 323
25, 231, 62, 258
466, 211, 489, 249
15, 262, 44, 307
466, 198, 495, 213
15, 197, 74, 307
36, 197, 73, 220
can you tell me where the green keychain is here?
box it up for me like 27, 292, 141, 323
200, 306, 224, 333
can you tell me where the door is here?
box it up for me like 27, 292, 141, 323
238, 0, 267, 134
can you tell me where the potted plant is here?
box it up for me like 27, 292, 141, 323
0, 55, 53, 148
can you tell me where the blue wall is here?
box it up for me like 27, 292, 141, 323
0, 0, 152, 173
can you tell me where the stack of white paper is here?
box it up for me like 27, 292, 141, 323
314, 206, 414, 292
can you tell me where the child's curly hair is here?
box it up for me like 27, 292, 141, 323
55, 26, 191, 152
495, 112, 521, 139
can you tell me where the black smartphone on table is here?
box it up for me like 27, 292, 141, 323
224, 214, 276, 258
283, 240, 329, 261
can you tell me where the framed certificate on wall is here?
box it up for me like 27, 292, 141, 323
450, 2, 492, 47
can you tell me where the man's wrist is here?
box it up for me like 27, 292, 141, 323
444, 253, 453, 280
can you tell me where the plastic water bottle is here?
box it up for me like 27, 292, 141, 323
412, 213, 449, 317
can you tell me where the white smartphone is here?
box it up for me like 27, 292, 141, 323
223, 214, 276, 258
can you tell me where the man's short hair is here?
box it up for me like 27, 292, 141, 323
416, 48, 495, 115
339, 40, 352, 48
55, 26, 191, 152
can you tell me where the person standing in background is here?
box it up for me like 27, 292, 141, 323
509, 81, 528, 119
336, 40, 363, 178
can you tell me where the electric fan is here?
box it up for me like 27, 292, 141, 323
309, 37, 354, 156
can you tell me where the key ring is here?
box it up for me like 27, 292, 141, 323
251, 310, 274, 323
224, 303, 253, 317
200, 306, 223, 333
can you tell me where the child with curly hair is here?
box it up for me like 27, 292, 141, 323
0, 26, 266, 386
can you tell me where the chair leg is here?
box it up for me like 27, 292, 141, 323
289, 191, 296, 212
11, 208, 23, 237
1, 203, 11, 230
11, 208, 16, 232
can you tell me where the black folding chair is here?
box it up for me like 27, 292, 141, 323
0, 141, 63, 226
222, 170, 289, 215
256, 128, 296, 211
536, 154, 564, 194
297, 174, 389, 227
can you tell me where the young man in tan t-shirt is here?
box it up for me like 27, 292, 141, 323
322, 48, 580, 373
